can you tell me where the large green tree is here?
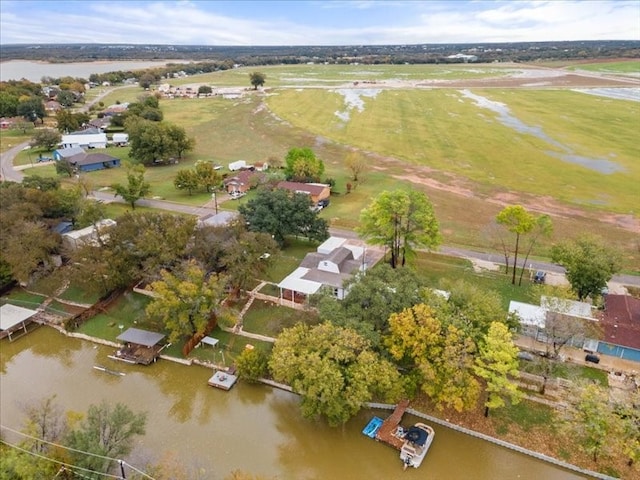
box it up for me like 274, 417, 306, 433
474, 322, 522, 417
551, 235, 622, 301
55, 109, 90, 133
17, 97, 45, 123
269, 322, 403, 426
111, 164, 151, 209
126, 118, 194, 166
283, 147, 325, 182
358, 189, 440, 268
65, 401, 147, 474
173, 168, 200, 195
239, 188, 328, 246
146, 260, 225, 342
30, 128, 61, 150
249, 71, 266, 90
316, 264, 426, 347
385, 304, 479, 411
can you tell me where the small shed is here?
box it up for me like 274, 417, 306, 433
112, 133, 129, 146
111, 327, 166, 365
0, 304, 38, 341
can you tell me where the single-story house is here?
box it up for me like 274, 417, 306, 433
278, 237, 379, 304
509, 296, 601, 354
0, 304, 39, 341
596, 294, 640, 362
276, 181, 331, 205
62, 218, 116, 250
223, 170, 262, 194
87, 117, 111, 131
67, 152, 120, 172
103, 103, 129, 116
111, 327, 166, 365
53, 146, 85, 161
60, 128, 107, 149
254, 161, 269, 171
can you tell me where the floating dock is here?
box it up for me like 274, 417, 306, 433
373, 399, 410, 450
362, 416, 383, 438
208, 370, 238, 391
93, 365, 126, 376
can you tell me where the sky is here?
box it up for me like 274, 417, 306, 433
1, 0, 639, 46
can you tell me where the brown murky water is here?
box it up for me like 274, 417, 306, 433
1, 327, 589, 479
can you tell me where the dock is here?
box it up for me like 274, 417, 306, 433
208, 370, 238, 391
375, 399, 410, 450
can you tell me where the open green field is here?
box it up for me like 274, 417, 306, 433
0, 129, 31, 154
167, 63, 516, 88
568, 60, 640, 74
266, 87, 639, 214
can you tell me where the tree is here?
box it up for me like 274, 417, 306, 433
138, 72, 156, 89
551, 235, 622, 301
55, 159, 75, 177
563, 382, 619, 462
173, 168, 200, 195
146, 260, 225, 343
56, 89, 75, 107
55, 109, 90, 133
344, 151, 368, 184
22, 175, 60, 192
269, 322, 403, 426
111, 164, 151, 209
385, 304, 480, 412
0, 220, 58, 285
17, 97, 45, 123
249, 72, 266, 90
283, 147, 325, 182
66, 401, 147, 474
496, 205, 536, 285
194, 160, 221, 192
126, 118, 194, 166
198, 85, 213, 95
316, 264, 426, 347
0, 91, 19, 117
358, 189, 440, 268
517, 214, 553, 286
30, 128, 61, 150
473, 322, 522, 417
239, 188, 329, 246
236, 347, 268, 382
21, 395, 67, 455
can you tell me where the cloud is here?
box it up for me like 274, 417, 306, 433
1, 0, 638, 45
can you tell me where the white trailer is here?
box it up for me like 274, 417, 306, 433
228, 160, 247, 171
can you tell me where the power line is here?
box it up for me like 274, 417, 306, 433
0, 425, 156, 480
0, 440, 121, 479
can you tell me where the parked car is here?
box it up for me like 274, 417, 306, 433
517, 351, 535, 361
534, 271, 546, 284
317, 198, 330, 208
230, 191, 246, 200
37, 156, 53, 162
585, 353, 600, 364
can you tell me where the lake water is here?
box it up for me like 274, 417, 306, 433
0, 60, 189, 82
0, 327, 590, 480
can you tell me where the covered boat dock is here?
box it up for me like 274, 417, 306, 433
111, 327, 165, 365
0, 304, 39, 341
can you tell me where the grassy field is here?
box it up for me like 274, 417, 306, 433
568, 60, 640, 74
0, 129, 32, 154
266, 87, 639, 214
242, 299, 320, 337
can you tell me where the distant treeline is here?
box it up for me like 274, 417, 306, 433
3, 40, 639, 66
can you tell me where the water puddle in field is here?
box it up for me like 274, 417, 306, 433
459, 89, 625, 174
332, 88, 381, 122
571, 87, 640, 102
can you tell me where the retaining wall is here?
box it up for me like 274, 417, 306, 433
365, 402, 617, 480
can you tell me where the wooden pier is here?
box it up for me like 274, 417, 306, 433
375, 399, 410, 450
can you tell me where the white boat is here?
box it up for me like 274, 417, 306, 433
399, 423, 434, 469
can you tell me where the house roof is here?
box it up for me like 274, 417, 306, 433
541, 296, 593, 319
199, 211, 239, 227
69, 127, 103, 135
277, 181, 329, 196
0, 304, 38, 331
68, 152, 119, 166
223, 170, 257, 186
600, 294, 640, 350
55, 146, 86, 158
508, 301, 547, 328
278, 267, 324, 295
117, 327, 165, 347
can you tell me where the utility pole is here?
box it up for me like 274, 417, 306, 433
119, 459, 126, 479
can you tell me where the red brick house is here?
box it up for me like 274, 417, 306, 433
276, 181, 331, 205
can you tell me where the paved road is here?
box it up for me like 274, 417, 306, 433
3, 146, 639, 288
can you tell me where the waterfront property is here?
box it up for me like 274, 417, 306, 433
0, 304, 38, 341
111, 327, 166, 365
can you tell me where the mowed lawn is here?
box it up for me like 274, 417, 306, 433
568, 60, 640, 74
266, 87, 639, 214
